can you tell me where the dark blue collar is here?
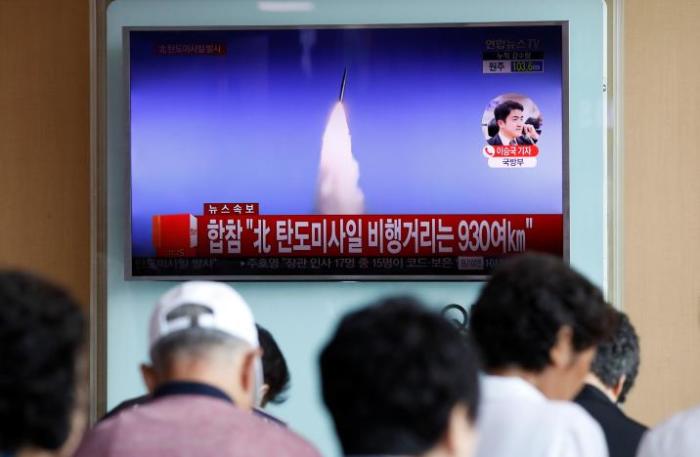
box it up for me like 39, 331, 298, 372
152, 381, 234, 404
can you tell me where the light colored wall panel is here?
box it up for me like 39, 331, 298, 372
0, 0, 90, 306
104, 2, 607, 455
623, 0, 700, 425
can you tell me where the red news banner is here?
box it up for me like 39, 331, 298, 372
153, 204, 563, 259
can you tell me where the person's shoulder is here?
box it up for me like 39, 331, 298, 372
76, 398, 321, 457
487, 135, 500, 145
101, 394, 152, 421
624, 412, 648, 435
542, 401, 605, 444
245, 413, 321, 457
514, 397, 605, 439
656, 404, 700, 430
575, 386, 647, 431
273, 427, 321, 457
254, 407, 288, 427
545, 399, 603, 429
638, 405, 700, 457
544, 401, 608, 456
74, 407, 133, 457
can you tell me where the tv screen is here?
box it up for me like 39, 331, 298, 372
127, 23, 567, 279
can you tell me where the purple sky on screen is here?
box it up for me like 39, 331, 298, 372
130, 26, 564, 255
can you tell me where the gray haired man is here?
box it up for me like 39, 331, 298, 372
76, 281, 319, 457
574, 311, 646, 457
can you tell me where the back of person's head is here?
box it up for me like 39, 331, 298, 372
470, 253, 617, 399
493, 100, 524, 122
142, 281, 261, 410
589, 311, 640, 404
256, 324, 290, 407
0, 271, 85, 455
320, 297, 480, 457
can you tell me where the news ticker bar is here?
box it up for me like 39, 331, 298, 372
135, 255, 515, 276
152, 214, 563, 259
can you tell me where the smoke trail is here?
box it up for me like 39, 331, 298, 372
316, 101, 365, 214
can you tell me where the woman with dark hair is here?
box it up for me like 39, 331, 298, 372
256, 324, 291, 407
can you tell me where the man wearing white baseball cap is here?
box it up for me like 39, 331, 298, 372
75, 281, 320, 457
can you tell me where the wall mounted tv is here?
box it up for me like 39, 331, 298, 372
126, 23, 568, 280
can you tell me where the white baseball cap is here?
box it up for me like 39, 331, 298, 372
149, 281, 258, 348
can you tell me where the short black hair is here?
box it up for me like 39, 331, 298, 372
590, 312, 640, 404
0, 271, 85, 452
493, 100, 524, 122
256, 324, 290, 406
320, 297, 480, 456
470, 253, 617, 372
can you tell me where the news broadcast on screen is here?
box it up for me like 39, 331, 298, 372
127, 24, 567, 279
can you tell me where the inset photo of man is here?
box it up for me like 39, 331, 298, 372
482, 94, 542, 146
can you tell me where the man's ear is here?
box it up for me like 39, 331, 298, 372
612, 374, 626, 402
140, 363, 159, 394
239, 348, 263, 399
550, 326, 574, 368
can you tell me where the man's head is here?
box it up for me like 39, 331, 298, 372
0, 271, 85, 455
141, 281, 261, 410
470, 253, 617, 400
588, 311, 640, 404
320, 297, 480, 457
256, 324, 291, 407
493, 100, 525, 141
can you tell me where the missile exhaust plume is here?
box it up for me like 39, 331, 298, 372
316, 68, 365, 214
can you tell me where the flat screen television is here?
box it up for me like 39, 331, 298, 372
126, 23, 568, 280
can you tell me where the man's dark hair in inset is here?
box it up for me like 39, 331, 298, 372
590, 311, 640, 404
257, 324, 290, 406
493, 100, 524, 122
470, 253, 617, 372
320, 297, 480, 456
0, 271, 85, 452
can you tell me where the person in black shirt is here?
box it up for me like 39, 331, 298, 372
574, 311, 647, 457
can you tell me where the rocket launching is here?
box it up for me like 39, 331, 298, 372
316, 67, 365, 215
339, 67, 348, 102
